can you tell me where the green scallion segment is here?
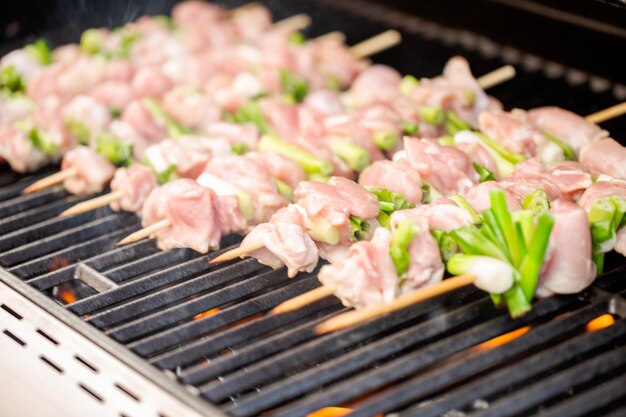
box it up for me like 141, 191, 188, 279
25, 39, 52, 65
97, 133, 133, 167
541, 130, 575, 161
225, 100, 270, 134
259, 134, 333, 178
372, 131, 398, 151
279, 69, 309, 103
350, 215, 371, 242
0, 66, 26, 94
330, 140, 371, 172
399, 75, 419, 96
389, 220, 419, 276
473, 162, 496, 183
419, 106, 445, 125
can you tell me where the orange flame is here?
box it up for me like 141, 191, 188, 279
474, 326, 531, 351
307, 408, 353, 417
194, 308, 220, 320
58, 287, 77, 304
586, 314, 615, 332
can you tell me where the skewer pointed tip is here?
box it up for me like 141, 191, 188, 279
21, 168, 78, 195
209, 241, 265, 264
117, 218, 171, 246
58, 191, 123, 218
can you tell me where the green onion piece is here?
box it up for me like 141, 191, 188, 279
490, 189, 522, 266
518, 211, 554, 301
275, 178, 294, 200
118, 30, 140, 59
449, 226, 509, 261
450, 194, 481, 224
438, 135, 455, 147
372, 131, 398, 151
431, 229, 458, 263
377, 211, 391, 229
141, 155, 178, 185
231, 142, 249, 155
389, 220, 420, 276
226, 101, 270, 134
541, 130, 575, 161
304, 217, 340, 245
503, 282, 531, 318
473, 162, 496, 183
80, 29, 103, 54
259, 134, 333, 177
0, 66, 26, 94
143, 99, 187, 138
522, 189, 550, 216
464, 89, 475, 106
399, 75, 420, 96
481, 209, 511, 260
25, 39, 52, 65
279, 69, 309, 103
110, 107, 122, 119
330, 140, 370, 172
447, 254, 515, 294
288, 31, 306, 45
419, 106, 445, 125
611, 195, 626, 230
588, 198, 617, 274
326, 76, 341, 91
420, 182, 443, 205
350, 215, 371, 242
513, 210, 535, 249
65, 119, 90, 145
476, 132, 526, 164
400, 120, 419, 135
367, 187, 412, 214
96, 133, 133, 166
27, 128, 57, 156
444, 111, 472, 136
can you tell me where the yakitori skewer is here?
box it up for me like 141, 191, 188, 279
585, 101, 626, 124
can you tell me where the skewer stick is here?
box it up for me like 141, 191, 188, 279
230, 2, 261, 15
60, 191, 124, 217
272, 13, 312, 33
477, 65, 516, 90
210, 241, 265, 263
585, 102, 626, 124
314, 31, 346, 43
22, 168, 78, 195
271, 285, 336, 315
314, 274, 476, 334
117, 218, 170, 246
349, 29, 401, 59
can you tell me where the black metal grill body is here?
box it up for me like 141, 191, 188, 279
1, 1, 626, 416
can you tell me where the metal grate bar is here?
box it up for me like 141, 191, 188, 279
103, 249, 200, 283
153, 297, 343, 372
0, 213, 136, 267
0, 210, 104, 255
471, 346, 626, 417
352, 303, 617, 417
0, 187, 68, 219
66, 246, 241, 316
88, 258, 265, 328
26, 240, 159, 291
258, 297, 580, 417
8, 225, 139, 280
539, 377, 626, 417
209, 293, 494, 407
127, 274, 322, 357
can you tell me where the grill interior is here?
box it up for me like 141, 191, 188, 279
2, 0, 626, 416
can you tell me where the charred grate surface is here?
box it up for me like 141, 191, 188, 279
1, 1, 626, 417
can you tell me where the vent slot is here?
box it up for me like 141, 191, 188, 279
79, 383, 104, 403
115, 383, 140, 402
39, 355, 63, 373
36, 328, 59, 345
1, 303, 22, 320
3, 329, 25, 346
74, 355, 98, 373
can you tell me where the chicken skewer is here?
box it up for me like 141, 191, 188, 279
20, 29, 401, 195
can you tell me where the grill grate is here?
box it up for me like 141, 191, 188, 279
1, 1, 626, 416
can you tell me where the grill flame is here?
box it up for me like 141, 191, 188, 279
586, 314, 615, 332
58, 287, 77, 304
307, 407, 353, 417
193, 308, 220, 320
474, 326, 531, 351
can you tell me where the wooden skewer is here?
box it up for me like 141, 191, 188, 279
271, 13, 312, 33
22, 167, 78, 195
117, 218, 170, 246
585, 101, 626, 124
314, 31, 346, 43
230, 2, 262, 15
477, 65, 516, 90
271, 285, 336, 315
349, 29, 401, 59
314, 274, 476, 334
60, 191, 124, 217
210, 241, 265, 263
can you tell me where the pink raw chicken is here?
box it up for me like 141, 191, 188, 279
578, 180, 626, 212
0, 125, 48, 173
478, 109, 546, 159
162, 87, 221, 131
347, 65, 402, 105
579, 138, 626, 180
147, 138, 219, 179
400, 216, 444, 292
318, 227, 397, 309
390, 199, 474, 233
89, 81, 136, 113
499, 160, 564, 202
62, 95, 112, 145
463, 181, 522, 213
528, 106, 608, 156
61, 146, 115, 196
359, 159, 423, 205
204, 122, 260, 151
537, 200, 595, 297
402, 137, 476, 195
121, 100, 168, 143
246, 152, 306, 189
110, 164, 158, 213
141, 179, 222, 253
242, 205, 319, 277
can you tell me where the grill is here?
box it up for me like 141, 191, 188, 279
2, 0, 626, 416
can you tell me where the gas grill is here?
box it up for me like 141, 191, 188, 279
1, 0, 626, 416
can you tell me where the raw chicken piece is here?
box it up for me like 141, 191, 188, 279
216, 195, 249, 235
579, 138, 626, 180
327, 176, 380, 220
528, 106, 608, 156
162, 86, 221, 131
231, 4, 272, 40
246, 152, 306, 189
500, 160, 564, 202
242, 205, 319, 277
145, 138, 217, 179
453, 133, 499, 178
348, 65, 402, 105
110, 164, 158, 213
578, 179, 626, 212
1, 49, 44, 80
61, 146, 115, 195
390, 200, 474, 232
141, 179, 222, 253
204, 122, 260, 151
89, 81, 136, 111
0, 94, 34, 127
0, 125, 48, 173
318, 227, 398, 309
545, 161, 593, 200
401, 216, 444, 291
615, 228, 626, 258
304, 90, 343, 115
402, 137, 476, 195
463, 181, 522, 213
62, 95, 112, 145
121, 100, 167, 143
478, 109, 544, 158
359, 159, 423, 205
132, 67, 174, 100
537, 200, 595, 297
